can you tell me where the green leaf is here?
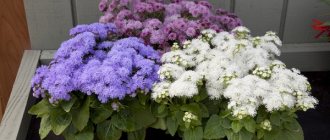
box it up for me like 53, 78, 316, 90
111, 101, 156, 132
128, 129, 146, 140
203, 100, 220, 115
91, 105, 113, 124
174, 110, 185, 124
97, 120, 122, 140
199, 103, 209, 118
239, 129, 254, 140
50, 109, 72, 135
180, 103, 201, 116
166, 117, 178, 136
276, 128, 303, 140
221, 117, 232, 129
264, 126, 280, 140
75, 122, 94, 140
284, 119, 301, 131
150, 118, 167, 130
270, 112, 281, 126
194, 87, 208, 102
72, 96, 90, 131
231, 120, 243, 133
28, 99, 51, 117
257, 130, 265, 139
183, 127, 203, 140
265, 124, 303, 140
39, 115, 52, 139
225, 131, 240, 140
61, 95, 77, 112
151, 103, 168, 118
62, 124, 78, 140
243, 117, 256, 133
138, 93, 149, 106
89, 95, 101, 108
219, 111, 231, 119
203, 115, 226, 139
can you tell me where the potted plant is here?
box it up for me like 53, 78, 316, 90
27, 0, 318, 140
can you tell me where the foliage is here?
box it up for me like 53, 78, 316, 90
29, 93, 156, 140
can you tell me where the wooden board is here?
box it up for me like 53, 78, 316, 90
0, 0, 31, 120
283, 0, 330, 43
75, 0, 101, 24
280, 43, 330, 71
0, 50, 40, 140
235, 0, 284, 37
24, 0, 73, 50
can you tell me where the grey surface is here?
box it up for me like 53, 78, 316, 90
24, 0, 330, 49
209, 0, 232, 11
279, 43, 330, 71
235, 0, 284, 36
283, 0, 330, 43
24, 0, 74, 50
0, 50, 40, 140
75, 0, 101, 24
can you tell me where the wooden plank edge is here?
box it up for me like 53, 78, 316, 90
40, 50, 56, 65
279, 43, 330, 71
281, 43, 330, 53
0, 50, 41, 140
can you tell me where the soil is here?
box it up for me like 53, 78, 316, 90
26, 72, 330, 140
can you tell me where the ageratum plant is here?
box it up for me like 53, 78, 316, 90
29, 23, 161, 140
98, 0, 242, 52
151, 26, 318, 140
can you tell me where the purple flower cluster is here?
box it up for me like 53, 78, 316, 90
31, 23, 160, 103
99, 0, 242, 51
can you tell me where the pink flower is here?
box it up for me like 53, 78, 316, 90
186, 27, 196, 37
168, 32, 177, 40
99, 0, 108, 12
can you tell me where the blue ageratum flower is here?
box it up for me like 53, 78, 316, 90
31, 23, 160, 103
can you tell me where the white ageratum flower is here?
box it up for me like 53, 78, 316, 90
211, 32, 235, 50
158, 64, 185, 80
252, 36, 262, 47
153, 26, 318, 116
168, 71, 202, 98
252, 67, 272, 79
231, 26, 250, 39
260, 120, 272, 131
168, 80, 198, 98
178, 71, 203, 85
224, 75, 267, 118
161, 50, 194, 67
151, 81, 171, 102
264, 31, 282, 46
184, 38, 210, 54
270, 60, 286, 69
183, 112, 198, 123
233, 39, 251, 54
200, 29, 216, 42
182, 40, 191, 49
296, 96, 318, 111
183, 38, 211, 64
171, 42, 180, 50
220, 73, 238, 86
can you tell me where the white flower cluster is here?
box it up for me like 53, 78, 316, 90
152, 26, 318, 118
260, 120, 272, 131
183, 112, 198, 123
152, 81, 171, 103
